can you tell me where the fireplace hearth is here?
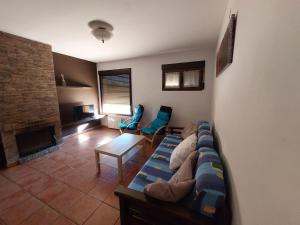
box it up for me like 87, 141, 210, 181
16, 126, 57, 158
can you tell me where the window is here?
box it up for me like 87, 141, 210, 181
162, 61, 205, 91
99, 68, 132, 115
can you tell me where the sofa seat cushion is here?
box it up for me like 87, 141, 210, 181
128, 134, 183, 192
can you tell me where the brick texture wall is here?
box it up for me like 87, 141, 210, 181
0, 31, 61, 165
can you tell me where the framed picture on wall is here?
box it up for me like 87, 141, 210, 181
216, 14, 237, 76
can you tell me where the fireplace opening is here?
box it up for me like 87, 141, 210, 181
16, 126, 57, 158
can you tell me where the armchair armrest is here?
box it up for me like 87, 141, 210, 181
153, 125, 167, 137
123, 121, 141, 132
115, 186, 228, 225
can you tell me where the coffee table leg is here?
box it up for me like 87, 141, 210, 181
95, 151, 101, 174
118, 157, 123, 184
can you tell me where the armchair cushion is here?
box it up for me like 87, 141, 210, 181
118, 104, 144, 130
118, 122, 137, 130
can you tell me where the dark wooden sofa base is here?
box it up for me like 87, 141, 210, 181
115, 186, 231, 225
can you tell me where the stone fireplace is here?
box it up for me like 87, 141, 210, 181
0, 31, 62, 166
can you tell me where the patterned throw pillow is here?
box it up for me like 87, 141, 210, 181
182, 147, 226, 218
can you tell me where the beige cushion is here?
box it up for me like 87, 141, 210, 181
169, 151, 198, 183
144, 151, 198, 202
181, 122, 197, 139
169, 133, 197, 170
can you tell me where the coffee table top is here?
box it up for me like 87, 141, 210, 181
95, 133, 145, 157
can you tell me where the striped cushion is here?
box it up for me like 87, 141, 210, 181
128, 134, 183, 192
196, 133, 214, 149
182, 147, 226, 217
197, 121, 210, 131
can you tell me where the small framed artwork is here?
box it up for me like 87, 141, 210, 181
216, 14, 237, 76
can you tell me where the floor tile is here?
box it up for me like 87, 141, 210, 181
84, 204, 119, 225
104, 191, 119, 209
0, 128, 139, 225
88, 180, 116, 201
76, 162, 99, 178
1, 165, 32, 181
0, 190, 31, 213
47, 151, 71, 163
19, 206, 59, 225
114, 218, 121, 225
24, 175, 56, 195
0, 197, 44, 225
61, 196, 100, 224
37, 181, 69, 203
51, 166, 74, 180
52, 217, 75, 225
0, 180, 22, 201
48, 187, 84, 214
2, 166, 44, 187
29, 158, 66, 175
97, 164, 118, 183
60, 171, 97, 193
64, 157, 89, 169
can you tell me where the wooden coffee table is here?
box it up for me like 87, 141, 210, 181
95, 133, 146, 183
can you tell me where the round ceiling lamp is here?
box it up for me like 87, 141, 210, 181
88, 20, 113, 43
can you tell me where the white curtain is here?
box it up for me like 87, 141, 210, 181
165, 72, 180, 87
183, 70, 199, 87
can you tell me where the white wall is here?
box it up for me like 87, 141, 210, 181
97, 49, 215, 126
212, 1, 300, 225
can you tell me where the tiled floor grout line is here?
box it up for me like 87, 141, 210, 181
0, 165, 109, 225
80, 202, 106, 225
0, 129, 145, 225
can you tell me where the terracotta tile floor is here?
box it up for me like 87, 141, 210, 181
0, 128, 151, 225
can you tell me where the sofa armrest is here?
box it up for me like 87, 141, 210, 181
115, 186, 228, 225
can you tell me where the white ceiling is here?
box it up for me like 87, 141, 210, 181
0, 0, 228, 62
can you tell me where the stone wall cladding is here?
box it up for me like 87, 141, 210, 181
0, 31, 62, 165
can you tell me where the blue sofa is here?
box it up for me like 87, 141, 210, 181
115, 121, 231, 225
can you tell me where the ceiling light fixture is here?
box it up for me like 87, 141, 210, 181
88, 20, 113, 43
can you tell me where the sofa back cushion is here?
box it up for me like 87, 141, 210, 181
196, 130, 214, 149
182, 147, 226, 218
197, 121, 210, 131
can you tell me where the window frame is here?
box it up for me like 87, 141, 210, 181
98, 68, 133, 116
162, 61, 205, 91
